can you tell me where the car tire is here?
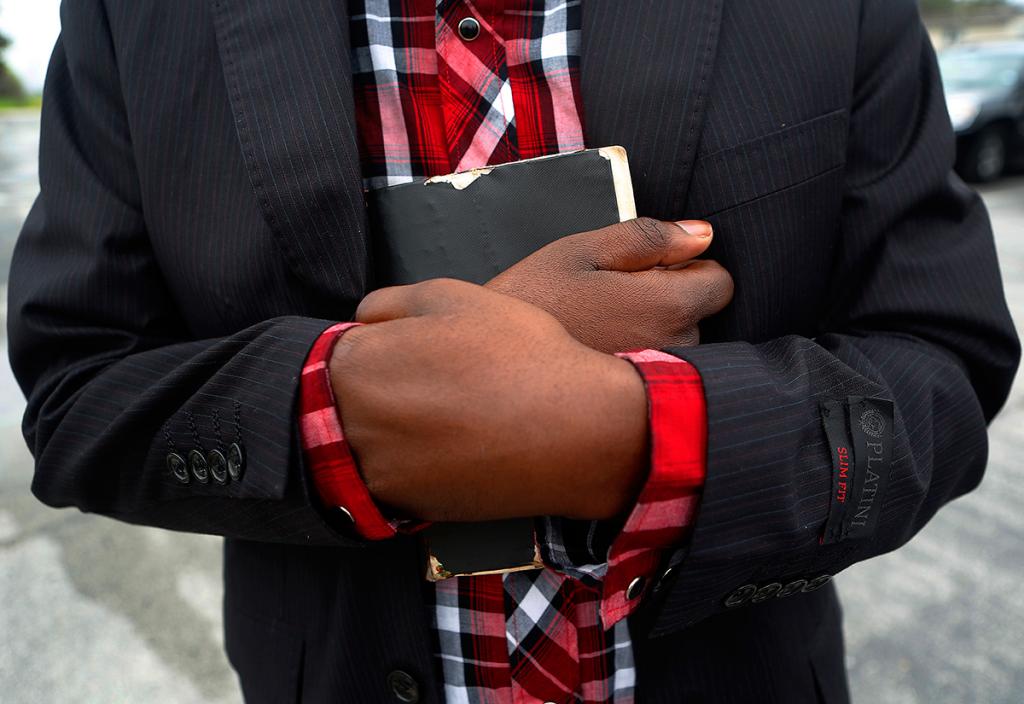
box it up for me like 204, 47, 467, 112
959, 126, 1008, 183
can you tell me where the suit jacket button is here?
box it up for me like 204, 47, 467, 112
777, 579, 808, 597
654, 566, 676, 591
227, 442, 245, 481
188, 449, 210, 484
724, 584, 757, 608
208, 449, 229, 484
386, 670, 419, 702
803, 574, 832, 592
751, 582, 783, 603
167, 453, 189, 484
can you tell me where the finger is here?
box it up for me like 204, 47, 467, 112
354, 284, 419, 323
566, 217, 713, 273
662, 259, 701, 271
670, 259, 735, 319
355, 278, 490, 323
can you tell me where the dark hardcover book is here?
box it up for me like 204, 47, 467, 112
369, 146, 636, 286
367, 147, 637, 580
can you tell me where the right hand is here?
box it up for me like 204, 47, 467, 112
486, 217, 734, 353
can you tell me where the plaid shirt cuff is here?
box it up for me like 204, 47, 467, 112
602, 350, 707, 626
538, 350, 706, 626
298, 322, 401, 540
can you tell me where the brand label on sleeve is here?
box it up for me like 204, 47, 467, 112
845, 396, 894, 541
820, 400, 854, 545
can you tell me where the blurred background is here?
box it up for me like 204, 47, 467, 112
1, 1, 1024, 702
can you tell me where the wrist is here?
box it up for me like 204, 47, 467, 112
557, 352, 649, 520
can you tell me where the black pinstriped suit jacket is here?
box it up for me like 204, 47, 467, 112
8, 0, 1019, 702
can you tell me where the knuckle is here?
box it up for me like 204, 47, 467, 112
556, 231, 602, 269
703, 264, 735, 305
694, 266, 718, 295
415, 277, 484, 312
416, 277, 458, 299
678, 328, 700, 347
625, 216, 669, 252
420, 277, 451, 292
684, 261, 735, 311
354, 287, 390, 318
691, 279, 720, 315
720, 268, 736, 298
557, 231, 592, 259
676, 297, 700, 325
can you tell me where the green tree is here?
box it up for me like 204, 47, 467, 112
0, 29, 26, 100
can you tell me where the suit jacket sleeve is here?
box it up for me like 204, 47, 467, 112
648, 1, 1020, 635
6, 1, 357, 546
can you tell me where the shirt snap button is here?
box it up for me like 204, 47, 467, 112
458, 17, 481, 41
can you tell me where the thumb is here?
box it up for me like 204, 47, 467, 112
574, 217, 714, 272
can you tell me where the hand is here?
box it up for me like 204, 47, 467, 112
329, 279, 649, 522
486, 217, 734, 353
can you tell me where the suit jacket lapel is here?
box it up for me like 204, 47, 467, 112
211, 0, 370, 306
580, 0, 724, 219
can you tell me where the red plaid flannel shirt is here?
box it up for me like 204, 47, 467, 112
299, 2, 708, 702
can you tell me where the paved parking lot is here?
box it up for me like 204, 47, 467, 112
2, 112, 1023, 703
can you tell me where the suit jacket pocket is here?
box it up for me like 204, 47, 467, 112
688, 109, 849, 217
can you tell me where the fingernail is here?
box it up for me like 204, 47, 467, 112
675, 220, 713, 238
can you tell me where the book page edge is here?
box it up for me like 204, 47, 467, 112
599, 146, 637, 222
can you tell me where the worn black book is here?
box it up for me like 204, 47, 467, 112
367, 147, 637, 580
369, 146, 636, 286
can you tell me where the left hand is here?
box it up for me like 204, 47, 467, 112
330, 278, 649, 522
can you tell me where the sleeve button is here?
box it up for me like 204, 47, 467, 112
724, 584, 757, 608
777, 579, 807, 598
227, 442, 245, 481
188, 449, 210, 484
167, 453, 189, 484
802, 574, 833, 593
750, 582, 783, 603
208, 449, 229, 484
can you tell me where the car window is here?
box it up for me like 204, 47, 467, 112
940, 52, 1024, 91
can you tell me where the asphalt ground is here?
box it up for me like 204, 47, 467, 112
2, 112, 1023, 703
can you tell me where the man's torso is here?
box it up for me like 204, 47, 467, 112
102, 1, 860, 700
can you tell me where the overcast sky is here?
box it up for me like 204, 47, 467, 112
1, 1, 61, 92
4, 0, 1024, 94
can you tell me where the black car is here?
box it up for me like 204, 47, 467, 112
940, 42, 1024, 182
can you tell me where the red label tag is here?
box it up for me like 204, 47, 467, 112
820, 400, 854, 545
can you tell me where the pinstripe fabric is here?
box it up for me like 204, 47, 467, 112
579, 0, 723, 220
643, 1, 1020, 651
7, 0, 1018, 702
211, 0, 371, 308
